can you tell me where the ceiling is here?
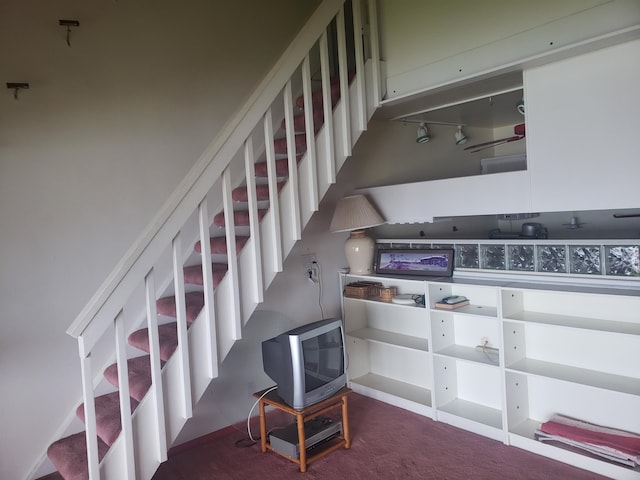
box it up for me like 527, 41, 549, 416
375, 71, 525, 129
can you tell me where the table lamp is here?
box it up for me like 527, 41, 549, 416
330, 194, 385, 274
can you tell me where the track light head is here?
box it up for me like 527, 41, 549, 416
416, 123, 430, 143
455, 125, 468, 145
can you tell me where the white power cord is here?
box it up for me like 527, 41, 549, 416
246, 386, 278, 442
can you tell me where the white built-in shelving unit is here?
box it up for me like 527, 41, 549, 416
340, 271, 640, 479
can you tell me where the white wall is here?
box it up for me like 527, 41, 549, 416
0, 1, 320, 479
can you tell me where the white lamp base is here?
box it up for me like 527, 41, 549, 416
344, 230, 375, 274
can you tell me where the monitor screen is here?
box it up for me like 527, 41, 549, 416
302, 326, 344, 392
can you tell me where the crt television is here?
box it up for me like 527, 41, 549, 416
261, 318, 347, 410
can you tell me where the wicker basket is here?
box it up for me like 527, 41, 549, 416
380, 287, 397, 301
344, 281, 383, 299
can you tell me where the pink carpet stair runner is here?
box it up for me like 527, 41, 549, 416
46, 71, 353, 480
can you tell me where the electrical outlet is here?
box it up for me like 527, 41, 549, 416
302, 252, 316, 270
302, 253, 318, 283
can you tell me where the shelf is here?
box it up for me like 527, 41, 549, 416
438, 398, 503, 430
431, 304, 497, 317
433, 345, 500, 366
506, 358, 640, 396
346, 296, 425, 309
350, 373, 431, 408
348, 327, 428, 352
342, 270, 640, 477
504, 311, 640, 336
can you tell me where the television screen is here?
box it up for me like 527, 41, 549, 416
302, 326, 344, 392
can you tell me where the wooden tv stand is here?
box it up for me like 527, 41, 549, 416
253, 387, 351, 472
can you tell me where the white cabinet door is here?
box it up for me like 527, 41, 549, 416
524, 39, 640, 213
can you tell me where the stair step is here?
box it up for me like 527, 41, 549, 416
194, 235, 249, 254
273, 133, 307, 155
253, 156, 301, 178
183, 262, 228, 286
47, 431, 109, 480
231, 181, 285, 202
213, 209, 267, 228
46, 67, 359, 480
128, 322, 181, 362
281, 106, 325, 133
156, 291, 204, 322
76, 391, 139, 447
294, 70, 355, 109
103, 355, 153, 403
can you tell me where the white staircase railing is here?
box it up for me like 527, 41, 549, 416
51, 1, 382, 479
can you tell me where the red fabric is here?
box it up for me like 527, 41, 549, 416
128, 322, 180, 362
273, 133, 307, 155
541, 416, 640, 457
183, 263, 227, 287
76, 391, 139, 446
156, 291, 204, 323
213, 208, 267, 227
231, 182, 284, 202
194, 235, 249, 254
254, 156, 302, 178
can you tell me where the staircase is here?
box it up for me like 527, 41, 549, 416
41, 1, 382, 479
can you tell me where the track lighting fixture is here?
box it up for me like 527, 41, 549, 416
454, 125, 468, 145
416, 123, 430, 143
7, 82, 29, 100
59, 19, 80, 47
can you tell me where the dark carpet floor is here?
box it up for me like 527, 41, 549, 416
151, 393, 611, 480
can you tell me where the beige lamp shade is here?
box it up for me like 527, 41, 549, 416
330, 194, 385, 232
330, 195, 385, 274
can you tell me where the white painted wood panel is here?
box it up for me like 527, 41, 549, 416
525, 39, 640, 212
360, 170, 532, 224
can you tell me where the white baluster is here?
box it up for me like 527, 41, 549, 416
144, 270, 168, 462
367, 0, 382, 107
352, 0, 368, 131
78, 347, 100, 480
283, 80, 302, 241
172, 232, 193, 419
197, 199, 219, 377
302, 54, 319, 212
336, 6, 352, 156
264, 109, 283, 273
114, 310, 135, 479
221, 169, 242, 340
243, 138, 265, 304
319, 30, 336, 184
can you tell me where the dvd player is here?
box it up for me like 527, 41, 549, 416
269, 417, 343, 459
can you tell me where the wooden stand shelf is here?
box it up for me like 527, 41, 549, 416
253, 387, 351, 472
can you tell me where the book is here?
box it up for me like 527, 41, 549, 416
434, 300, 470, 310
